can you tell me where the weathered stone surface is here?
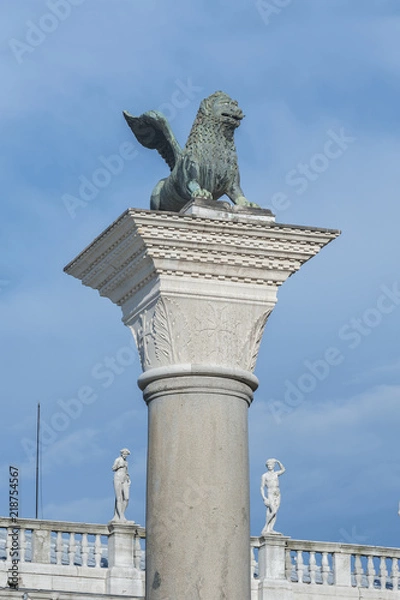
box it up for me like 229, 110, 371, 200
64, 204, 340, 600
139, 366, 256, 600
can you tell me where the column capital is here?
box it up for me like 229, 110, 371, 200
64, 204, 340, 373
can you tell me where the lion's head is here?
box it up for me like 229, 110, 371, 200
199, 91, 244, 129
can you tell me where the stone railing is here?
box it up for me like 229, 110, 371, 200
0, 517, 145, 598
0, 518, 109, 567
1, 517, 400, 599
287, 539, 400, 589
251, 535, 400, 599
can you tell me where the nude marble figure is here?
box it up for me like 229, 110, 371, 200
260, 458, 285, 534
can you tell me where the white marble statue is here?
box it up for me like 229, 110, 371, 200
112, 448, 131, 522
260, 458, 285, 535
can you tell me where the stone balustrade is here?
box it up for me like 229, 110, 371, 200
1, 516, 400, 599
0, 518, 109, 567
286, 538, 400, 590
0, 517, 145, 598
252, 535, 400, 599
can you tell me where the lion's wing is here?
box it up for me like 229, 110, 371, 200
123, 110, 181, 171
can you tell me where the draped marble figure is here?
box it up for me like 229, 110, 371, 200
112, 448, 131, 522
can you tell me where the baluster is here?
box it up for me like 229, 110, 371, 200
94, 534, 102, 568
19, 528, 26, 563
321, 552, 330, 585
77, 533, 84, 566
5, 527, 14, 586
56, 532, 63, 565
5, 526, 12, 560
296, 551, 304, 583
81, 533, 89, 567
50, 531, 56, 564
391, 557, 399, 591
309, 551, 317, 584
27, 530, 34, 563
354, 554, 363, 587
0, 528, 5, 560
68, 532, 76, 565
366, 555, 375, 588
26, 530, 33, 563
102, 536, 108, 567
379, 556, 387, 589
285, 550, 293, 581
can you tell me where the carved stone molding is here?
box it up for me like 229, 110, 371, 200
65, 208, 340, 305
65, 206, 340, 373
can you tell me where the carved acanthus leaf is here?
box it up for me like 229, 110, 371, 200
153, 297, 175, 363
131, 309, 153, 369
248, 310, 272, 372
153, 297, 192, 365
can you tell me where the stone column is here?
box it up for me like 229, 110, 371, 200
65, 200, 339, 600
139, 365, 257, 599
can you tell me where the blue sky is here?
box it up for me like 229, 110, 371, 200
1, 0, 400, 549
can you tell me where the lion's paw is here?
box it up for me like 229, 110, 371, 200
235, 195, 260, 208
191, 188, 213, 200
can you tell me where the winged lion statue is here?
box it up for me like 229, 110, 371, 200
123, 91, 259, 212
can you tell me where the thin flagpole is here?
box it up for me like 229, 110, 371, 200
35, 403, 40, 519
